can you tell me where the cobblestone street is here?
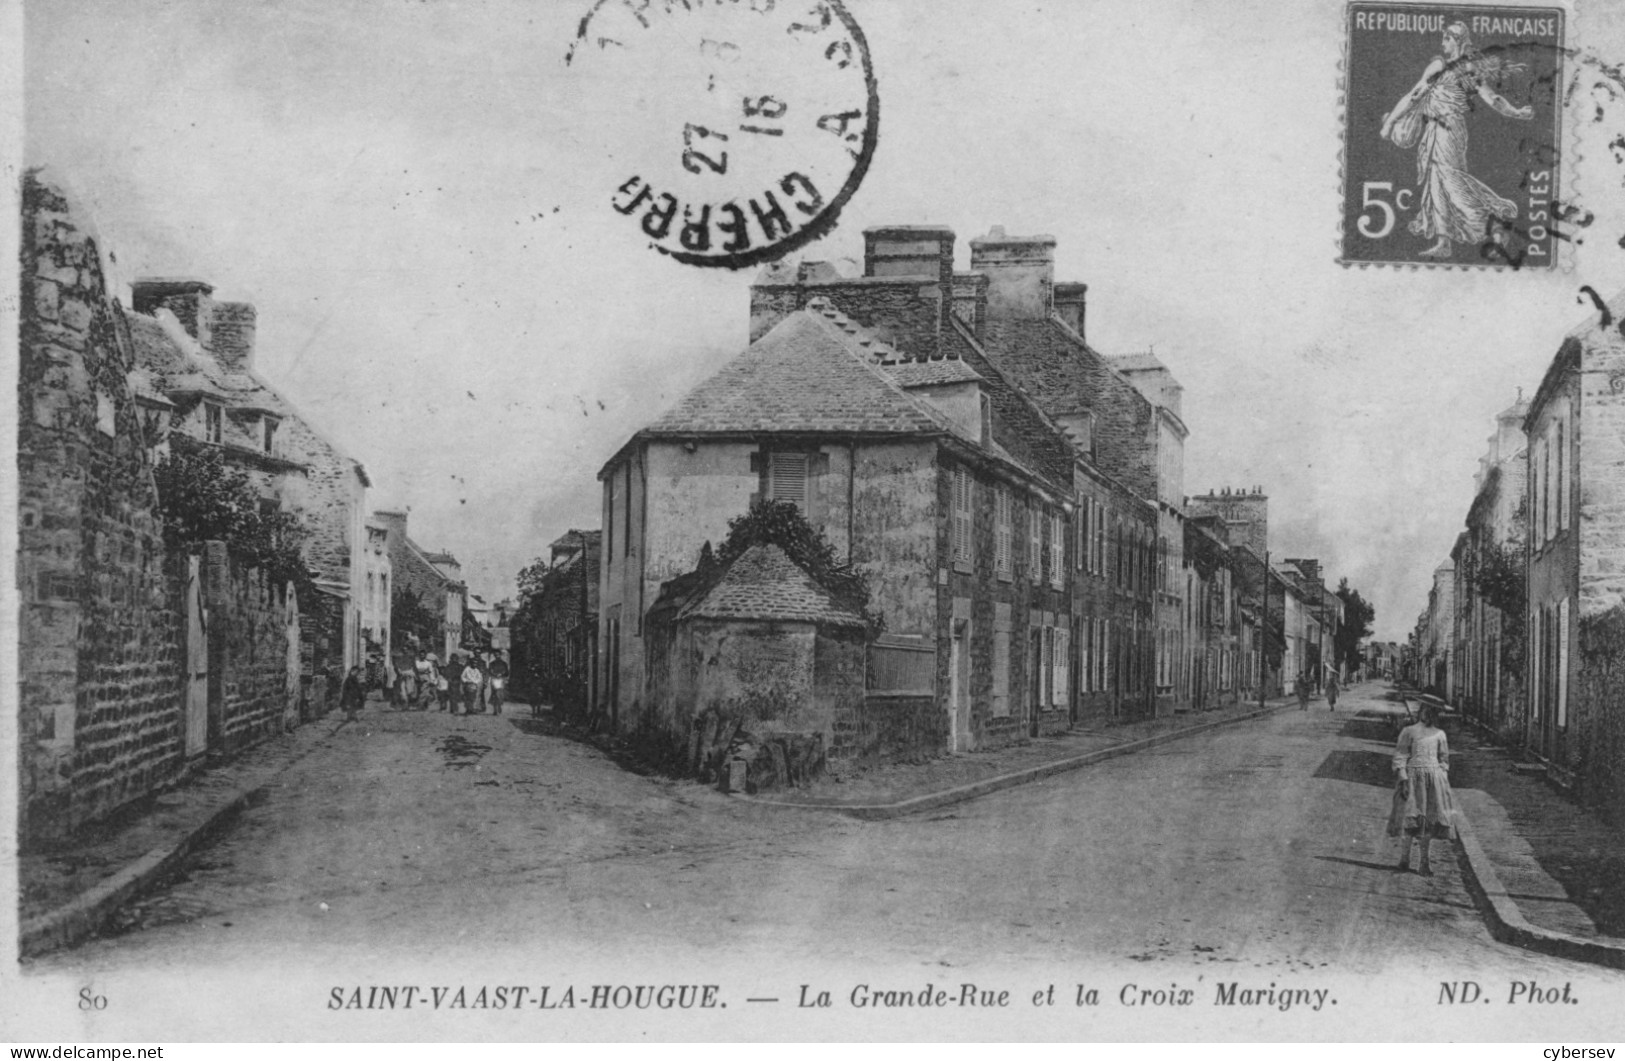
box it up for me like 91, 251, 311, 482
27, 685, 1622, 988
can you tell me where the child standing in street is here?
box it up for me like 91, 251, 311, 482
340, 666, 366, 723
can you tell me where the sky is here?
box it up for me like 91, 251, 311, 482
22, 0, 1625, 640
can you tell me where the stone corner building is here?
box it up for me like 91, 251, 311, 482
592, 222, 1205, 784
17, 169, 182, 843
16, 170, 344, 846
1523, 299, 1625, 819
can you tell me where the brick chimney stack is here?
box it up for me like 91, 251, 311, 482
208, 301, 257, 373
132, 278, 213, 346
1054, 281, 1088, 340
968, 227, 1056, 320
132, 277, 257, 372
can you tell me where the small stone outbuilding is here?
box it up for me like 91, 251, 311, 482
645, 544, 866, 790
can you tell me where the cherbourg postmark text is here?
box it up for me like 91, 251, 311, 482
567, 0, 879, 268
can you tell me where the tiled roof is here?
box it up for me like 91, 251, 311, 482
885, 358, 984, 387
127, 311, 290, 412
1107, 352, 1165, 372
680, 544, 865, 628
641, 305, 951, 436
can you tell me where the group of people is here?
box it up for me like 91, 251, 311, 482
1293, 671, 1340, 711
393, 645, 511, 716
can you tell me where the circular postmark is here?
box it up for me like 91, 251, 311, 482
566, 0, 878, 269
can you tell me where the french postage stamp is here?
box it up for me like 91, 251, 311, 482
566, 0, 879, 269
1341, 3, 1566, 268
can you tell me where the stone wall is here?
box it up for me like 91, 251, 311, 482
18, 171, 184, 846
199, 541, 298, 755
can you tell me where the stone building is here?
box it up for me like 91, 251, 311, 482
643, 543, 867, 789
18, 171, 183, 843
942, 228, 1190, 714
360, 519, 393, 685
1184, 515, 1241, 710
127, 275, 371, 703
372, 510, 467, 661
1524, 299, 1625, 818
599, 243, 1084, 766
1417, 560, 1456, 696
18, 171, 300, 844
510, 529, 601, 716
1452, 394, 1528, 741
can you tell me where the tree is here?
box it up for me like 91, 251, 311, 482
516, 555, 551, 598
391, 586, 441, 650
1333, 577, 1376, 674
153, 446, 311, 592
716, 497, 882, 635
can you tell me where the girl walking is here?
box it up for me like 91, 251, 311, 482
1388, 697, 1457, 876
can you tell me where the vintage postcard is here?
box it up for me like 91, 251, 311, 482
6, 0, 1625, 1045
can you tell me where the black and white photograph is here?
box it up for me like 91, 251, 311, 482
4, 0, 1625, 1043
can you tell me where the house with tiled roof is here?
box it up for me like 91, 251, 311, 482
747, 227, 1161, 730
511, 529, 600, 713
372, 510, 468, 662
599, 227, 1097, 775
642, 543, 865, 788
127, 277, 371, 707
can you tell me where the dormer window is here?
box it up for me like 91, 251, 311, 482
204, 401, 223, 444
767, 452, 808, 509
262, 415, 280, 454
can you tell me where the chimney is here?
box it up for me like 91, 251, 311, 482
372, 509, 409, 551
132, 277, 214, 345
862, 225, 955, 287
968, 227, 1056, 321
951, 271, 988, 338
1054, 282, 1088, 339
208, 301, 257, 372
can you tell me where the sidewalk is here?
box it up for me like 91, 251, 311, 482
1449, 722, 1625, 967
751, 694, 1298, 817
18, 696, 417, 957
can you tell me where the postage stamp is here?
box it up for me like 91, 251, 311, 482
566, 0, 879, 269
1341, 3, 1566, 269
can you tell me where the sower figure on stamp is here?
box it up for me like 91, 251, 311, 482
1388, 696, 1457, 876
1380, 22, 1533, 259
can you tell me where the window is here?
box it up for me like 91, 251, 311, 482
605, 475, 615, 561
994, 486, 1013, 580
952, 467, 973, 569
1540, 431, 1553, 543
624, 463, 633, 557
1049, 511, 1065, 589
1041, 623, 1054, 709
1556, 418, 1568, 533
769, 451, 808, 508
1082, 617, 1094, 693
1028, 502, 1043, 581
993, 605, 1012, 717
1557, 597, 1570, 728
1053, 624, 1070, 707
204, 402, 223, 444
1076, 500, 1087, 572
262, 416, 280, 454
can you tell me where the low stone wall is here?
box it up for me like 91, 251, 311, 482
199, 541, 298, 755
838, 692, 945, 763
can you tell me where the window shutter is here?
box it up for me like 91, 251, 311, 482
770, 452, 808, 507
1558, 597, 1569, 727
